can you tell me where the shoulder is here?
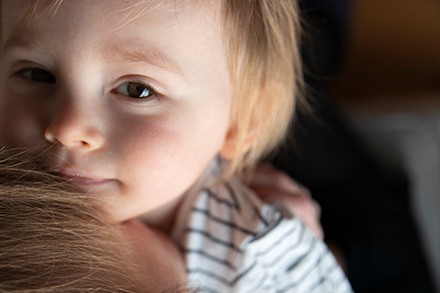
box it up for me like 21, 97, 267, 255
173, 169, 352, 292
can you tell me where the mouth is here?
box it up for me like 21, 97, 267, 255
51, 167, 114, 188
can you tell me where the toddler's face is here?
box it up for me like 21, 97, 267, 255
0, 0, 232, 224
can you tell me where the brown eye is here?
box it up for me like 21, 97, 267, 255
17, 68, 56, 83
116, 82, 154, 99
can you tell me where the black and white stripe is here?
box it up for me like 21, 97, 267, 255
172, 164, 352, 292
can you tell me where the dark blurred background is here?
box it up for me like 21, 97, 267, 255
331, 0, 440, 100
272, 0, 440, 292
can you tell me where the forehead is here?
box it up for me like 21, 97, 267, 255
0, 0, 225, 50
1, 0, 218, 30
0, 0, 226, 75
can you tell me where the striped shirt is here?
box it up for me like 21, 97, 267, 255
171, 161, 352, 292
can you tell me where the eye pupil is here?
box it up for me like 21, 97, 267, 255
21, 68, 56, 83
115, 81, 158, 102
127, 83, 150, 98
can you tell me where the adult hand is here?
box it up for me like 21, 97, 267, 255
246, 164, 324, 239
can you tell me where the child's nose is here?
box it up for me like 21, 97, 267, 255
44, 99, 105, 152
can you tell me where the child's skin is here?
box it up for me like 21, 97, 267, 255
0, 1, 341, 291
0, 0, 233, 230
0, 0, 323, 240
121, 218, 187, 287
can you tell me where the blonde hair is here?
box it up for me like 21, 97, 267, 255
0, 154, 142, 292
220, 0, 303, 176
11, 0, 304, 176
0, 150, 193, 292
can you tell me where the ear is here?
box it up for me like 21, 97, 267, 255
219, 127, 257, 161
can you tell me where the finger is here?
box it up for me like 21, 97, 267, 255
250, 186, 307, 203
246, 164, 283, 186
249, 167, 310, 197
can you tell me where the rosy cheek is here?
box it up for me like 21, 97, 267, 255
113, 114, 183, 154
0, 89, 47, 146
1, 112, 38, 147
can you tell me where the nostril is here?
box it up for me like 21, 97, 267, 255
80, 140, 90, 148
44, 129, 96, 150
43, 117, 104, 151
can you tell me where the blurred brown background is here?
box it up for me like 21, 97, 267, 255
331, 0, 440, 102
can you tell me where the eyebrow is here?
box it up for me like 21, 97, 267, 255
102, 43, 185, 78
2, 34, 186, 79
2, 34, 39, 53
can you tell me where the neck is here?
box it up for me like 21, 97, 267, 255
139, 196, 182, 234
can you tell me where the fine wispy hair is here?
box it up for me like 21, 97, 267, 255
0, 148, 143, 292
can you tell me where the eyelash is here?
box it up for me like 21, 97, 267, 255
113, 81, 160, 103
13, 67, 56, 83
12, 67, 160, 103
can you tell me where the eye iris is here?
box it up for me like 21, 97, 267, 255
127, 83, 150, 98
28, 68, 56, 83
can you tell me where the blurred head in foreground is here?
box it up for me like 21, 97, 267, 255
0, 151, 188, 292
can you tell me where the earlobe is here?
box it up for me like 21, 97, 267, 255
219, 128, 257, 161
219, 130, 236, 160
